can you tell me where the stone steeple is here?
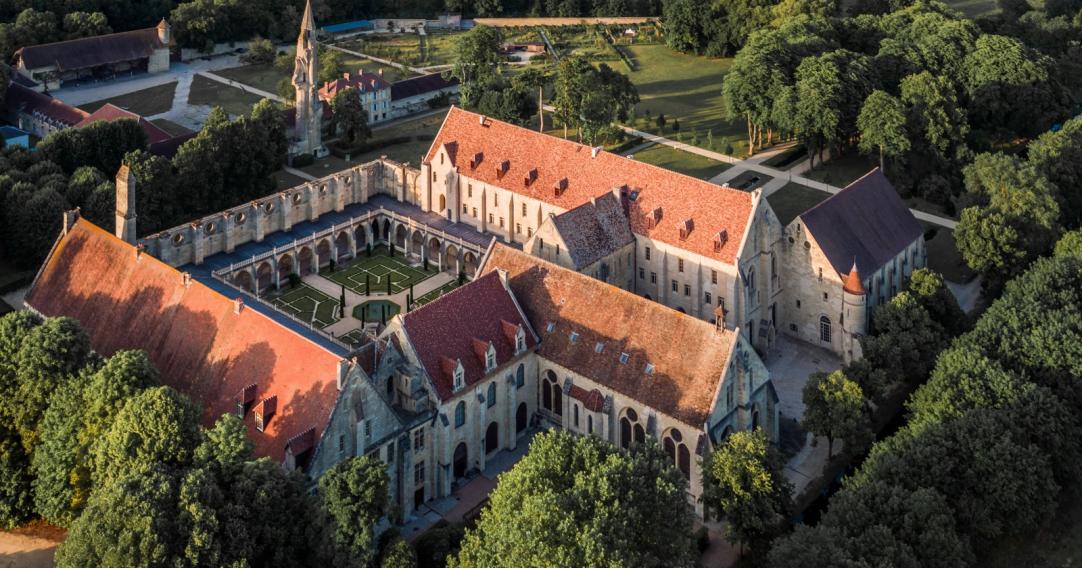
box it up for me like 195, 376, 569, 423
292, 0, 325, 158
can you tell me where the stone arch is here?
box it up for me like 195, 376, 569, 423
453, 442, 468, 480
355, 225, 367, 249
381, 219, 390, 241
485, 422, 499, 454
819, 315, 832, 343
335, 231, 351, 260
256, 261, 273, 293
233, 270, 254, 293
751, 404, 761, 431
516, 402, 528, 435
619, 407, 644, 449
277, 253, 295, 282
394, 224, 408, 249
438, 194, 446, 212
446, 243, 461, 274
410, 231, 424, 258
298, 247, 314, 277
316, 239, 332, 268
463, 251, 478, 278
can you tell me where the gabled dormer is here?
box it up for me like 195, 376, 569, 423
442, 356, 465, 392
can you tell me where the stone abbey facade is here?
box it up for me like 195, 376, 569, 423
25, 105, 923, 523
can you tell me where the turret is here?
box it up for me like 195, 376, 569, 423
156, 19, 171, 45
841, 260, 866, 361
115, 163, 137, 244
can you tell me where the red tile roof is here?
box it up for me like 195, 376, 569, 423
4, 83, 89, 126
319, 71, 390, 101
24, 219, 343, 463
76, 103, 174, 145
426, 107, 754, 264
400, 271, 535, 401
480, 243, 737, 426
843, 261, 865, 295
569, 385, 605, 412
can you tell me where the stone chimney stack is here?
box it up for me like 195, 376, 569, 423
115, 164, 137, 244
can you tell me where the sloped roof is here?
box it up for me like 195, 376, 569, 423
391, 73, 459, 101
843, 262, 865, 295
15, 27, 166, 71
4, 82, 89, 126
319, 71, 391, 100
548, 191, 635, 270
76, 103, 173, 144
480, 244, 736, 426
426, 107, 754, 265
400, 271, 535, 401
24, 219, 343, 463
798, 168, 923, 277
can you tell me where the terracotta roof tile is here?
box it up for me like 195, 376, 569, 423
3, 83, 89, 126
480, 244, 736, 426
427, 107, 754, 264
843, 261, 865, 295
549, 192, 635, 270
570, 385, 605, 412
319, 71, 390, 100
401, 271, 534, 400
76, 103, 173, 145
24, 219, 343, 463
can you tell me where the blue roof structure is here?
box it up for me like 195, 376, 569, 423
322, 20, 373, 34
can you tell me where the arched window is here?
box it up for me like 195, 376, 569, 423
633, 424, 645, 444
487, 382, 496, 408
542, 377, 552, 411
587, 415, 593, 434
573, 404, 579, 427
677, 444, 690, 479
663, 428, 690, 480
819, 315, 832, 343
455, 401, 466, 428
516, 364, 525, 388
620, 418, 631, 449
553, 383, 563, 416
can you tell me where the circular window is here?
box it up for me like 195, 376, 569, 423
264, 201, 276, 214
626, 408, 638, 422
236, 212, 247, 225
292, 192, 302, 204
669, 429, 682, 442
804, 241, 811, 250
788, 236, 794, 244
205, 222, 216, 235
172, 233, 185, 246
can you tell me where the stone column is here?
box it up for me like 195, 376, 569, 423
224, 213, 236, 254
307, 185, 319, 222
192, 223, 205, 265
253, 203, 265, 243
281, 193, 293, 232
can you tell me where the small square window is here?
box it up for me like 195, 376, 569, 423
644, 363, 655, 375
594, 342, 604, 353
569, 331, 579, 344
823, 292, 828, 301
705, 292, 712, 304
639, 267, 645, 279
645, 247, 651, 260
546, 321, 555, 333
711, 270, 717, 284
684, 284, 690, 296
619, 352, 630, 364
650, 272, 657, 284
671, 280, 678, 292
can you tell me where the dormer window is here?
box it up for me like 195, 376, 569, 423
594, 342, 604, 353
644, 363, 655, 375
485, 343, 497, 372
648, 207, 663, 228
713, 230, 728, 252
546, 321, 555, 333
554, 178, 568, 196
453, 360, 465, 391
569, 331, 579, 344
679, 218, 694, 240
619, 352, 629, 364
515, 327, 526, 353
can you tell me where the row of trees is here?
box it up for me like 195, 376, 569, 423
769, 232, 1082, 566
662, 0, 836, 57
0, 312, 412, 566
0, 8, 112, 60
721, 2, 1078, 207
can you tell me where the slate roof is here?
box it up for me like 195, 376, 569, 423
76, 103, 174, 144
799, 168, 923, 277
15, 27, 166, 71
480, 244, 737, 426
3, 82, 89, 126
427, 107, 754, 265
391, 73, 459, 101
400, 271, 535, 401
24, 219, 344, 463
548, 192, 635, 269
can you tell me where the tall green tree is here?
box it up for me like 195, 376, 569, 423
331, 87, 372, 146
319, 456, 390, 566
0, 424, 32, 529
12, 317, 91, 453
446, 25, 504, 108
1028, 116, 1082, 228
452, 431, 694, 567
802, 370, 870, 457
857, 90, 910, 170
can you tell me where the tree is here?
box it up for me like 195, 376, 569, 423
794, 49, 875, 164
38, 118, 148, 176
858, 90, 910, 170
12, 317, 91, 453
801, 370, 870, 457
1028, 116, 1082, 228
704, 429, 791, 555
319, 48, 344, 85
3, 184, 70, 268
0, 424, 32, 529
0, 311, 41, 423
331, 87, 372, 146
62, 11, 111, 40
905, 268, 966, 336
379, 537, 417, 568
446, 26, 504, 108
899, 71, 969, 163
452, 431, 694, 567
861, 292, 947, 389
319, 456, 390, 566
242, 36, 276, 64
65, 166, 109, 212
511, 67, 550, 131
1054, 230, 1082, 259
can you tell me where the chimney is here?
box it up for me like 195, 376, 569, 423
181, 272, 192, 288
134, 243, 145, 260
479, 115, 487, 126
62, 208, 80, 235
591, 146, 602, 158
234, 297, 243, 314
115, 164, 137, 245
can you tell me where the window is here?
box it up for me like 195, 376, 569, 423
468, 184, 473, 198
645, 246, 651, 260
527, 227, 533, 237
556, 245, 560, 256
516, 328, 526, 353
711, 270, 717, 284
573, 404, 580, 427
619, 352, 629, 364
414, 460, 425, 485
455, 401, 466, 428
747, 268, 756, 292
338, 434, 345, 455
499, 217, 505, 228
587, 415, 593, 434
413, 428, 425, 452
684, 284, 690, 296
705, 292, 712, 304
678, 259, 684, 272
546, 321, 555, 333
820, 316, 832, 343
818, 267, 823, 280
569, 331, 579, 344
796, 299, 801, 309
364, 420, 372, 440
462, 204, 468, 215
726, 383, 733, 407
650, 272, 657, 284
488, 213, 494, 224
671, 280, 678, 292
494, 194, 499, 207
823, 292, 828, 301
487, 382, 496, 408
453, 361, 464, 391
485, 344, 496, 371
645, 363, 654, 375
472, 207, 477, 218
521, 203, 527, 216
516, 364, 525, 387
516, 223, 522, 234
594, 342, 604, 353
639, 267, 645, 280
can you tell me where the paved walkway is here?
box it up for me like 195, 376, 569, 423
325, 44, 426, 75
618, 125, 959, 230
309, 267, 455, 337
53, 55, 244, 106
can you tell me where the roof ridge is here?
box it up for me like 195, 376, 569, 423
18, 26, 160, 52
798, 166, 881, 221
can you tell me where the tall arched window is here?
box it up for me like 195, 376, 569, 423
487, 382, 496, 408
587, 415, 593, 434
620, 417, 631, 449
663, 428, 690, 480
553, 383, 563, 416
455, 401, 466, 428
573, 404, 579, 428
819, 315, 832, 343
621, 408, 641, 448
542, 377, 552, 411
516, 364, 525, 388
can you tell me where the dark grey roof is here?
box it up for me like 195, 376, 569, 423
798, 168, 922, 277
15, 27, 164, 71
391, 73, 459, 101
549, 192, 634, 270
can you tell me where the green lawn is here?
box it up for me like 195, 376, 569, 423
212, 64, 284, 94
414, 280, 461, 307
353, 300, 400, 323
272, 284, 340, 328
339, 328, 368, 346
767, 183, 833, 226
323, 250, 436, 296
622, 44, 749, 158
78, 81, 177, 116
274, 169, 309, 190
150, 118, 194, 137
628, 144, 731, 180
340, 32, 463, 67
188, 74, 265, 117
923, 224, 976, 283
803, 153, 877, 188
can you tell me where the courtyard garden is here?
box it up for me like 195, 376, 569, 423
271, 283, 341, 328
413, 280, 461, 307
188, 74, 266, 117
352, 300, 400, 324
323, 247, 437, 296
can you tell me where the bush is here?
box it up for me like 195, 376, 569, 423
413, 521, 465, 568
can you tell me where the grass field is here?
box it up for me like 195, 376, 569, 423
767, 183, 833, 226
622, 44, 749, 157
150, 118, 194, 137
628, 144, 731, 180
339, 328, 368, 346
323, 251, 435, 296
339, 32, 461, 67
353, 300, 400, 323
212, 64, 284, 94
272, 284, 340, 328
414, 280, 461, 307
803, 153, 877, 188
188, 74, 265, 116
923, 224, 975, 283
78, 81, 177, 116
298, 110, 448, 177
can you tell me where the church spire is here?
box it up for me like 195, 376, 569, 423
290, 0, 325, 158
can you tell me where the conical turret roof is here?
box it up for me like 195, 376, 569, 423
842, 260, 865, 295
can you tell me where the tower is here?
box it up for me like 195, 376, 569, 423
292, 0, 325, 158
841, 260, 866, 362
156, 19, 171, 45
116, 164, 137, 244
